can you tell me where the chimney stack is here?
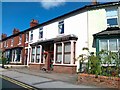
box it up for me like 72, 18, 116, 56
30, 19, 39, 28
92, 0, 98, 5
13, 28, 20, 35
1, 33, 7, 39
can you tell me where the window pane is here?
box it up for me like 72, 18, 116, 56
56, 54, 62, 63
56, 44, 62, 52
58, 21, 64, 34
64, 54, 71, 64
64, 43, 71, 52
39, 31, 43, 39
32, 48, 35, 54
31, 55, 34, 62
31, 34, 33, 41
106, 9, 117, 17
119, 39, 120, 50
109, 39, 117, 51
36, 55, 40, 63
107, 18, 117, 26
99, 39, 108, 51
37, 47, 40, 54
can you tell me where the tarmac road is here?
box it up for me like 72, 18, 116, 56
0, 75, 38, 90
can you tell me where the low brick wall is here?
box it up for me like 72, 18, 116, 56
29, 64, 45, 70
53, 65, 76, 74
78, 73, 120, 88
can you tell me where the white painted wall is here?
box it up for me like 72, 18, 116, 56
65, 12, 88, 57
27, 5, 119, 72
43, 22, 58, 39
88, 9, 107, 53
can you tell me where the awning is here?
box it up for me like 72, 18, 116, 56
93, 27, 120, 38
31, 34, 78, 46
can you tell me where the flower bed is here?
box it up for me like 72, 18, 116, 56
78, 73, 120, 88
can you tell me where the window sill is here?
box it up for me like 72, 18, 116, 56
29, 62, 45, 64
10, 62, 22, 63
25, 41, 28, 43
53, 63, 76, 66
18, 43, 21, 45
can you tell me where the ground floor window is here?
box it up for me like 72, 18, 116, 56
36, 46, 40, 63
64, 42, 71, 64
11, 49, 21, 63
55, 41, 76, 65
56, 43, 62, 63
99, 39, 119, 52
99, 39, 120, 64
31, 47, 35, 63
30, 45, 44, 63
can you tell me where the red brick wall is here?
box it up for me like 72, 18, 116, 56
78, 73, 120, 88
53, 65, 77, 74
29, 64, 45, 70
1, 33, 28, 65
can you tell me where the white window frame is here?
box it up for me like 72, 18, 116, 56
39, 27, 43, 39
58, 20, 64, 34
11, 49, 22, 63
106, 8, 118, 27
30, 30, 33, 42
54, 40, 76, 65
99, 39, 119, 65
25, 33, 29, 43
19, 34, 22, 44
11, 38, 13, 46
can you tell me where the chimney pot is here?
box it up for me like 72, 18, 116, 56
92, 0, 98, 5
1, 33, 7, 39
30, 19, 39, 28
13, 28, 20, 35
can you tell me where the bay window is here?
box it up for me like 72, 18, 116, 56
99, 39, 119, 64
55, 41, 76, 65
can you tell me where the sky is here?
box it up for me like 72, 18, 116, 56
1, 0, 119, 37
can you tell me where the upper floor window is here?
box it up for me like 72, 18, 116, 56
6, 41, 8, 47
19, 34, 22, 44
106, 8, 118, 27
25, 33, 29, 42
30, 30, 33, 41
58, 20, 64, 34
39, 27, 43, 39
11, 38, 14, 46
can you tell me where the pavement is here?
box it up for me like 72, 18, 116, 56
0, 66, 99, 88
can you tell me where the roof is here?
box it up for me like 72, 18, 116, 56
1, 1, 120, 41
93, 27, 120, 38
31, 34, 78, 46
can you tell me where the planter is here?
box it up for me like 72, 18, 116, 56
78, 73, 120, 88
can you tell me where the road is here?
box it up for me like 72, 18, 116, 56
0, 75, 38, 90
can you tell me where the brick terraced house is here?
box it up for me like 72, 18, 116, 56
0, 1, 120, 74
